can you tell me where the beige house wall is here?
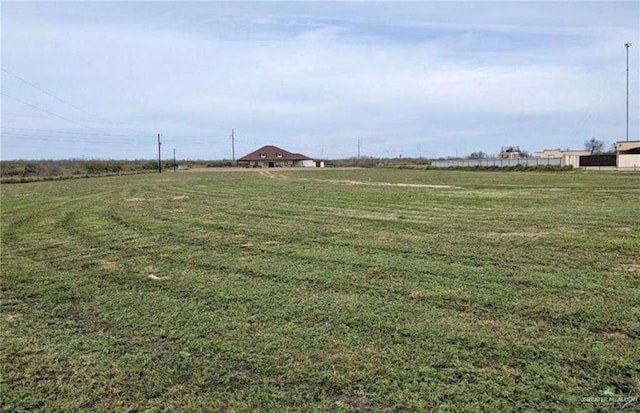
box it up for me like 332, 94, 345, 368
293, 159, 316, 167
616, 141, 640, 153
534, 143, 640, 170
562, 154, 582, 168
535, 149, 590, 158
617, 154, 640, 171
581, 166, 618, 171
535, 149, 562, 158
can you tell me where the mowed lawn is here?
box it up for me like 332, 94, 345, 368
1, 168, 639, 412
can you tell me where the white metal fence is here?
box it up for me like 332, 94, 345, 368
431, 157, 562, 168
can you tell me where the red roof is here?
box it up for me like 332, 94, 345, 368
237, 145, 312, 161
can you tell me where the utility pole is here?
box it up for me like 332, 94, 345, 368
231, 129, 235, 162
173, 148, 176, 172
625, 43, 631, 141
157, 133, 162, 173
358, 139, 361, 158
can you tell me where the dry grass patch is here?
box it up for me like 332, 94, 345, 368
500, 230, 549, 238
4, 312, 21, 322
98, 259, 117, 269
600, 331, 629, 340
409, 290, 427, 299
615, 264, 640, 273
321, 179, 458, 189
124, 197, 160, 202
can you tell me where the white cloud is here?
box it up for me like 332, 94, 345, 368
1, 1, 638, 159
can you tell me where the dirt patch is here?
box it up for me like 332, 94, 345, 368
172, 195, 189, 200
4, 313, 21, 322
615, 264, 640, 273
334, 394, 378, 411
258, 170, 277, 178
483, 317, 507, 332
124, 197, 160, 202
501, 231, 548, 238
601, 331, 629, 340
256, 170, 289, 179
183, 167, 361, 173
144, 265, 159, 274
409, 290, 425, 299
99, 259, 117, 269
326, 179, 458, 189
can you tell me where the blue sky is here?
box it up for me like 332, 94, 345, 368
2, 1, 638, 160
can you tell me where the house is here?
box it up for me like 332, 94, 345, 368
534, 149, 591, 158
534, 142, 640, 170
498, 146, 527, 159
534, 148, 591, 169
615, 140, 640, 171
237, 145, 321, 168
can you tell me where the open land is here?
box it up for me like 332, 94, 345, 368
1, 168, 639, 411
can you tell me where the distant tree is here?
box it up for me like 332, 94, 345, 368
584, 138, 604, 154
609, 142, 617, 153
23, 163, 40, 176
468, 151, 488, 159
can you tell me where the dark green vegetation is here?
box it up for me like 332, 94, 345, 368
2, 169, 639, 411
0, 160, 234, 183
0, 159, 161, 182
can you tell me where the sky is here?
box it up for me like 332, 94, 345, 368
1, 1, 639, 160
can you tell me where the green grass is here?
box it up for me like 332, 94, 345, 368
2, 169, 639, 412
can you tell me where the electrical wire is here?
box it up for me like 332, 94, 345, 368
1, 92, 111, 134
2, 126, 145, 138
1, 67, 148, 136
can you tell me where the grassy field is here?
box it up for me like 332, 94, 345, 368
1, 168, 639, 412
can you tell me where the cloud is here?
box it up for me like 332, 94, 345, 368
1, 2, 638, 160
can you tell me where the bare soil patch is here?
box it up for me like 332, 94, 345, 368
325, 179, 458, 189
124, 197, 160, 202
4, 313, 21, 322
601, 331, 629, 340
615, 264, 640, 273
99, 259, 117, 269
500, 231, 548, 238
184, 167, 360, 173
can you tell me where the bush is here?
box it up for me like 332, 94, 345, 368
23, 163, 40, 176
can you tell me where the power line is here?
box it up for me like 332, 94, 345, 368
161, 135, 228, 141
2, 68, 93, 113
1, 67, 147, 136
1, 126, 144, 138
1, 92, 110, 133
0, 133, 138, 145
1, 128, 230, 146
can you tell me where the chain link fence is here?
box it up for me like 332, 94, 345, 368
431, 157, 562, 168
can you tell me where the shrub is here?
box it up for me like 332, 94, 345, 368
23, 163, 40, 176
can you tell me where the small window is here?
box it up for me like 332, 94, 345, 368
260, 153, 266, 158
276, 153, 282, 158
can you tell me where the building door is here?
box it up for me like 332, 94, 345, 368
268, 162, 275, 168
